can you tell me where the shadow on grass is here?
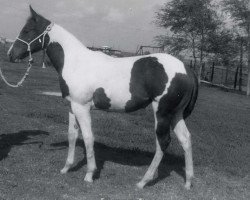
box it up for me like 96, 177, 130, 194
0, 130, 49, 161
51, 139, 185, 186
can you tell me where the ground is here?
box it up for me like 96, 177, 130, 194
0, 60, 249, 200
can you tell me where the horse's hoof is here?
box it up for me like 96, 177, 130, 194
136, 182, 145, 189
84, 173, 93, 183
60, 167, 68, 174
84, 178, 93, 183
185, 182, 192, 190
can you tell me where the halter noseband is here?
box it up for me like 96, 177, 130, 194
16, 23, 54, 62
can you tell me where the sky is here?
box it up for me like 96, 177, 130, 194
0, 0, 168, 52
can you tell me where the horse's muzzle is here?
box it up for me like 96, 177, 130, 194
8, 49, 25, 63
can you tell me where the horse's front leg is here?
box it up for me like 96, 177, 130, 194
71, 101, 97, 182
61, 111, 80, 174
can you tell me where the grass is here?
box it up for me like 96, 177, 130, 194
0, 59, 249, 200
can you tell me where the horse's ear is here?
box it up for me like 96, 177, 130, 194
29, 5, 38, 20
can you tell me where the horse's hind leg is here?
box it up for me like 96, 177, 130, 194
71, 101, 97, 182
61, 111, 80, 174
137, 102, 171, 189
136, 138, 163, 189
172, 117, 193, 189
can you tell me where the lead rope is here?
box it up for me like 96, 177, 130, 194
0, 23, 53, 88
0, 60, 32, 88
0, 46, 33, 88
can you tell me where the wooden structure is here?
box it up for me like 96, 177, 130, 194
136, 45, 164, 55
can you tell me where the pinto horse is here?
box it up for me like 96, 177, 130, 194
8, 6, 198, 189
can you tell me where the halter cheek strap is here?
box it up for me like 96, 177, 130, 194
16, 23, 54, 62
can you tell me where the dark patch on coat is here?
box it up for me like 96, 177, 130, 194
93, 88, 111, 110
58, 76, 69, 98
157, 73, 192, 117
155, 114, 172, 152
155, 73, 194, 152
183, 66, 199, 119
125, 57, 168, 112
46, 42, 64, 73
46, 42, 69, 98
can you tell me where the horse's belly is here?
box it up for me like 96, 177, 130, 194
91, 82, 131, 111
109, 96, 129, 110
111, 85, 131, 107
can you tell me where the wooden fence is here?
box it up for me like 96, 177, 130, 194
189, 61, 248, 91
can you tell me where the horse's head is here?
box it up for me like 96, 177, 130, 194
8, 6, 52, 62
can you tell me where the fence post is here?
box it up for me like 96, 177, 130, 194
225, 64, 229, 86
210, 62, 215, 83
239, 62, 243, 92
190, 60, 193, 69
239, 37, 244, 91
202, 63, 206, 80
221, 68, 224, 84
234, 66, 239, 89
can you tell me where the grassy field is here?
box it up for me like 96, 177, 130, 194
0, 59, 249, 200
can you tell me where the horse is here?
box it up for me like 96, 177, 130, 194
8, 6, 198, 189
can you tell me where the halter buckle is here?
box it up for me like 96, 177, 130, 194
46, 23, 54, 31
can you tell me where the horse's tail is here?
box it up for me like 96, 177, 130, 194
183, 69, 199, 119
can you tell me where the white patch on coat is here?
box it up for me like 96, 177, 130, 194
47, 24, 187, 109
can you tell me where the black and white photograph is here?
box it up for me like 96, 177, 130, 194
0, 0, 249, 199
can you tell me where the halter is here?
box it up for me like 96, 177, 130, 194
0, 23, 53, 88
16, 23, 54, 62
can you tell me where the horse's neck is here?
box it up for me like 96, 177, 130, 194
47, 24, 91, 61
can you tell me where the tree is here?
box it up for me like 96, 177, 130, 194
155, 0, 219, 81
154, 34, 189, 56
223, 0, 250, 95
206, 30, 246, 86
